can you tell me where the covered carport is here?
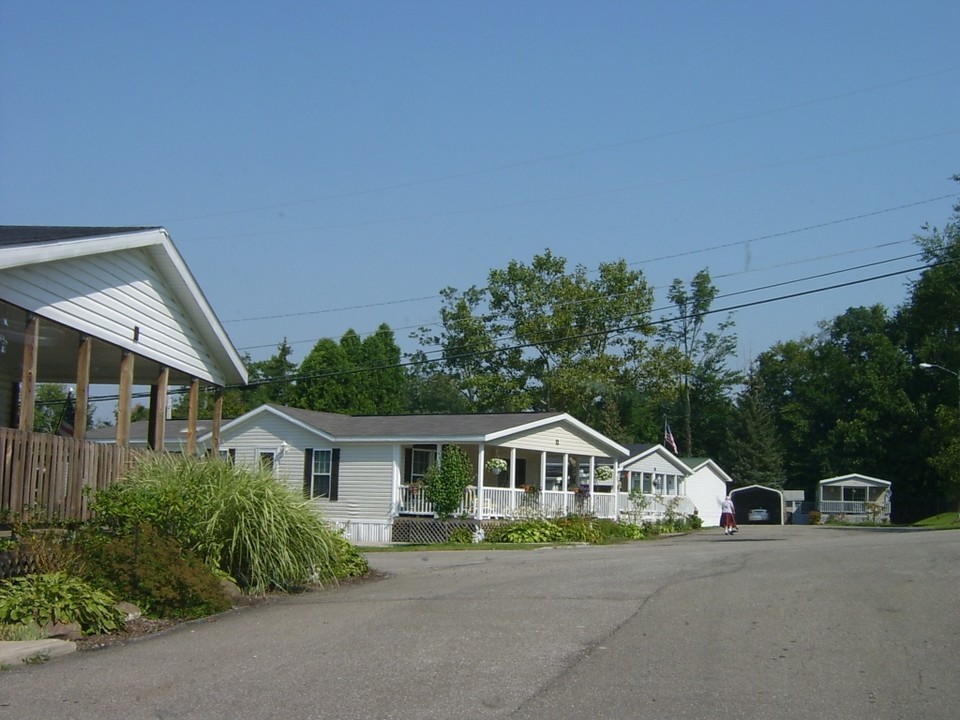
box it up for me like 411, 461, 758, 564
730, 484, 784, 525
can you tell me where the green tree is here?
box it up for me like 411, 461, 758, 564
898, 185, 960, 516
294, 326, 406, 414
403, 367, 473, 414
658, 269, 740, 456
32, 384, 93, 435
423, 445, 475, 519
754, 305, 917, 503
416, 250, 657, 422
244, 339, 298, 408
723, 374, 785, 488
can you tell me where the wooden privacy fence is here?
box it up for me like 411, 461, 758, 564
0, 427, 141, 522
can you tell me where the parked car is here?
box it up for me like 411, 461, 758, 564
748, 508, 770, 522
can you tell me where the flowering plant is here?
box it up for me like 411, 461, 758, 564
485, 458, 509, 474
594, 465, 614, 482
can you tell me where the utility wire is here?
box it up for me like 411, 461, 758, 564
224, 193, 955, 327
181, 130, 959, 243
75, 256, 947, 407
169, 65, 960, 224
234, 244, 923, 353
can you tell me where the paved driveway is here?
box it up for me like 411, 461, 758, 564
1, 526, 958, 719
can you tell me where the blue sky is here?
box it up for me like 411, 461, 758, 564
2, 1, 958, 377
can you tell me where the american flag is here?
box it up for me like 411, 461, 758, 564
663, 420, 678, 454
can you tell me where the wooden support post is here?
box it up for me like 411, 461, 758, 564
18, 314, 39, 431
116, 350, 135, 446
186, 378, 199, 456
211, 386, 223, 457
148, 366, 169, 451
73, 334, 92, 441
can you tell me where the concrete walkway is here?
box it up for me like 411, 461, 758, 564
0, 639, 76, 666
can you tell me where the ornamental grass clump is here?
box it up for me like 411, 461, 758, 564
91, 454, 341, 594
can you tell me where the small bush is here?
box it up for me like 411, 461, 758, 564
447, 527, 475, 545
808, 510, 822, 525
326, 532, 370, 579
78, 523, 231, 619
595, 519, 645, 541
498, 520, 564, 544
0, 572, 124, 635
555, 515, 602, 544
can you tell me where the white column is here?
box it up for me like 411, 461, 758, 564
476, 444, 485, 519
588, 456, 596, 514
613, 461, 620, 517
509, 447, 518, 514
539, 450, 547, 493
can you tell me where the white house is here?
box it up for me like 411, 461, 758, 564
818, 473, 892, 523
617, 444, 732, 526
680, 456, 734, 527
202, 404, 631, 543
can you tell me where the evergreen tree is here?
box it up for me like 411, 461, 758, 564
723, 376, 784, 488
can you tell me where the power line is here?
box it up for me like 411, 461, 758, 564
169, 65, 960, 224
124, 256, 944, 404
181, 130, 959, 244
224, 193, 955, 329
233, 240, 922, 353
225, 259, 943, 392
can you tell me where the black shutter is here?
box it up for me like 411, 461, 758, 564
403, 448, 413, 484
329, 448, 340, 502
303, 448, 313, 498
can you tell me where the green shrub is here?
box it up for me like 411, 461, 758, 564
327, 531, 370, 579
78, 523, 231, 619
0, 572, 124, 635
555, 515, 602, 544
594, 519, 645, 541
447, 527, 475, 545
91, 455, 342, 594
498, 520, 564, 544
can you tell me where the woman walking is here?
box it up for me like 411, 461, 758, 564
720, 495, 737, 535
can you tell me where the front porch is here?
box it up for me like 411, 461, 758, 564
397, 484, 694, 522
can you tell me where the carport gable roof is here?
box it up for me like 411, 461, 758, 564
819, 473, 891, 488
620, 443, 691, 474
205, 403, 630, 456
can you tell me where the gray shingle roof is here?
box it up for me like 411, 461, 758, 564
264, 404, 565, 440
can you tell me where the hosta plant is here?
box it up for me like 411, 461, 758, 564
0, 572, 124, 636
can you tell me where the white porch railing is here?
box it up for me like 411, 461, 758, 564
396, 485, 684, 521
818, 500, 891, 517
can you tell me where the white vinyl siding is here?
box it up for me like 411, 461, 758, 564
0, 248, 220, 383
685, 467, 728, 527
217, 415, 395, 532
499, 423, 613, 456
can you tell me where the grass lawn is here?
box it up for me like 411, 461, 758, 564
913, 512, 960, 529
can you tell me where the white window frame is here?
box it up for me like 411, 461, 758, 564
309, 449, 333, 499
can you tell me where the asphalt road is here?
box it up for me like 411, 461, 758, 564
1, 526, 958, 720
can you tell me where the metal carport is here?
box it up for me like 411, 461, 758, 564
730, 484, 784, 525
